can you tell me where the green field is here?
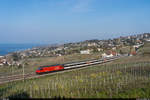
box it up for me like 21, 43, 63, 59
0, 43, 150, 98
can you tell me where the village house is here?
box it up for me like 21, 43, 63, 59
102, 53, 113, 58
0, 60, 3, 66
112, 47, 116, 50
56, 54, 62, 56
0, 58, 7, 66
101, 51, 117, 58
97, 48, 103, 52
133, 43, 144, 49
87, 43, 97, 47
146, 39, 150, 42
0, 56, 4, 58
56, 47, 63, 51
80, 49, 91, 54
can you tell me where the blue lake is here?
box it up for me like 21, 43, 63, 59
0, 44, 42, 56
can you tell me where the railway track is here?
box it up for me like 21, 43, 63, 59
0, 54, 127, 85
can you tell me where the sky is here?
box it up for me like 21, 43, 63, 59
0, 0, 150, 44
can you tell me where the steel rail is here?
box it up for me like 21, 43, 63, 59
0, 55, 127, 85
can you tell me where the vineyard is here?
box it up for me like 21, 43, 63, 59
0, 43, 150, 98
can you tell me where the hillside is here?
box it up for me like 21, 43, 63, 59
0, 42, 150, 98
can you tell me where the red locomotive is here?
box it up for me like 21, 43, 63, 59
36, 64, 64, 74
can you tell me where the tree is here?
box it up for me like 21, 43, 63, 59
12, 53, 20, 61
18, 64, 22, 69
92, 47, 98, 53
119, 50, 123, 54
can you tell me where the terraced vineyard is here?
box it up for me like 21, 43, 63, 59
0, 43, 150, 98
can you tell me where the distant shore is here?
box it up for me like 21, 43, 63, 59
0, 44, 44, 56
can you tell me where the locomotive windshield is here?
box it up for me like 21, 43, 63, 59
37, 64, 62, 70
37, 68, 42, 70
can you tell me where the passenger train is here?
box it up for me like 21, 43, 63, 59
35, 55, 123, 74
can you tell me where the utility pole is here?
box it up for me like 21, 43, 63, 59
63, 55, 65, 63
11, 65, 13, 83
23, 62, 24, 82
22, 58, 26, 82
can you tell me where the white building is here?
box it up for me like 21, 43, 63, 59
102, 53, 113, 58
88, 43, 97, 46
80, 49, 90, 54
97, 48, 103, 51
0, 56, 4, 58
133, 43, 144, 48
57, 54, 62, 56
112, 47, 116, 50
146, 39, 150, 42
56, 47, 63, 51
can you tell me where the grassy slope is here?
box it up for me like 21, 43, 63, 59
0, 43, 150, 98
